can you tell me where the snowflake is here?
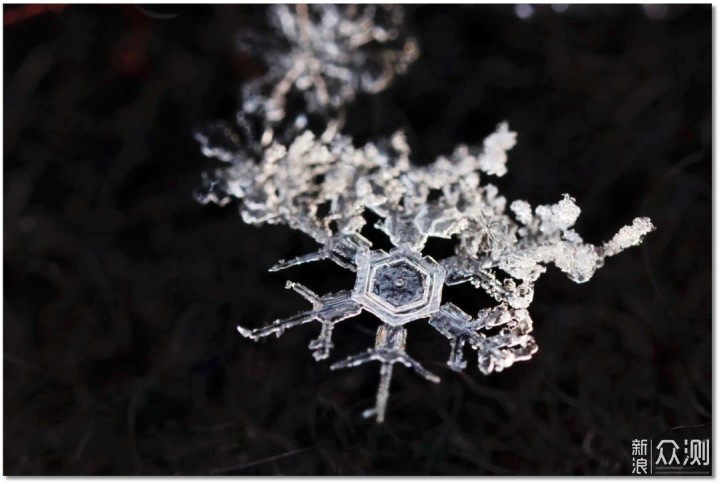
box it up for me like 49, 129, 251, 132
199, 125, 654, 422
195, 6, 654, 422
228, 4, 418, 148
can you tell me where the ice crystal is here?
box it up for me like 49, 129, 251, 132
195, 5, 654, 422
199, 124, 654, 422
232, 4, 418, 146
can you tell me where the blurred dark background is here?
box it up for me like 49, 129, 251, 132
4, 4, 711, 476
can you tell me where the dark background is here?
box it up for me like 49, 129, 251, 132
4, 4, 711, 476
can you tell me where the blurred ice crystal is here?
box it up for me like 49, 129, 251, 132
195, 5, 654, 423
233, 4, 418, 146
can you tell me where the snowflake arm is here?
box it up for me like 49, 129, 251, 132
330, 325, 440, 423
428, 303, 476, 371
269, 233, 372, 273
237, 281, 361, 360
428, 302, 538, 375
602, 217, 656, 257
440, 256, 534, 309
503, 195, 656, 283
473, 305, 538, 374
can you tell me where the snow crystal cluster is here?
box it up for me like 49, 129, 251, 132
196, 5, 654, 423
230, 4, 417, 149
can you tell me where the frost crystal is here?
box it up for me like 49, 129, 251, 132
232, 4, 418, 146
196, 6, 655, 423
201, 125, 654, 422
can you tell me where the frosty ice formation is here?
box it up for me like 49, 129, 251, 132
235, 4, 418, 146
201, 126, 654, 422
196, 5, 654, 422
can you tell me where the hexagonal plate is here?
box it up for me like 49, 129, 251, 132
370, 260, 428, 308
352, 246, 446, 326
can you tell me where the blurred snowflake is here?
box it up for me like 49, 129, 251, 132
230, 4, 418, 148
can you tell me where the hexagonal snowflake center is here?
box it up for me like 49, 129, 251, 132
371, 262, 426, 307
352, 247, 446, 326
